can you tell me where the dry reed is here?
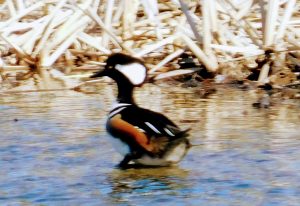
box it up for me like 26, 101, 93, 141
0, 0, 299, 90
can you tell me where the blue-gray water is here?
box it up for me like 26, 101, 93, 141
1, 83, 300, 205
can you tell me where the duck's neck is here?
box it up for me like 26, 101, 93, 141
116, 82, 135, 104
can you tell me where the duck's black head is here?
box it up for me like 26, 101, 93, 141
90, 53, 147, 87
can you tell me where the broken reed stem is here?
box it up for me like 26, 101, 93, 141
0, 33, 34, 64
49, 16, 91, 50
42, 31, 79, 67
0, 0, 299, 90
262, 0, 279, 48
221, 0, 261, 47
1, 65, 30, 71
102, 0, 115, 48
179, 0, 202, 45
0, 88, 72, 94
44, 7, 91, 55
112, 0, 124, 23
140, 0, 162, 40
180, 33, 218, 72
201, 0, 212, 54
32, 1, 68, 57
22, 16, 52, 54
68, 49, 107, 57
79, 5, 135, 54
235, 0, 253, 20
219, 48, 299, 63
135, 34, 179, 57
0, 1, 45, 30
223, 0, 259, 38
286, 37, 300, 49
210, 44, 263, 55
208, 1, 218, 33
64, 49, 73, 74
258, 62, 270, 83
77, 32, 111, 54
15, 0, 25, 12
36, 65, 52, 89
7, 0, 16, 17
92, 0, 101, 12
154, 68, 200, 80
149, 49, 185, 74
275, 0, 296, 41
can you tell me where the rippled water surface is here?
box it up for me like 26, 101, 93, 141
1, 83, 300, 205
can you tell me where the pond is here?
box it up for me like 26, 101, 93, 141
1, 82, 300, 205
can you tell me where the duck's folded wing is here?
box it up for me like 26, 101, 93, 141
120, 106, 190, 139
108, 114, 154, 152
108, 107, 190, 154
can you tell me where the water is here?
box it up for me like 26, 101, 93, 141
1, 83, 300, 205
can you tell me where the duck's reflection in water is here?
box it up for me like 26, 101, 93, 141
107, 166, 190, 204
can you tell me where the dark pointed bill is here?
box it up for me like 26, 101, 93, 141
90, 69, 107, 78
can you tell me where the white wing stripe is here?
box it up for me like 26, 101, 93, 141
109, 107, 127, 118
145, 122, 161, 134
111, 102, 131, 110
134, 126, 146, 133
164, 128, 175, 136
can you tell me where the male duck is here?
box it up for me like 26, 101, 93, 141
91, 53, 190, 168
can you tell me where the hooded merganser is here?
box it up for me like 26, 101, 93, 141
91, 53, 190, 168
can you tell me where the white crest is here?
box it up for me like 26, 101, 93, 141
115, 63, 146, 85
